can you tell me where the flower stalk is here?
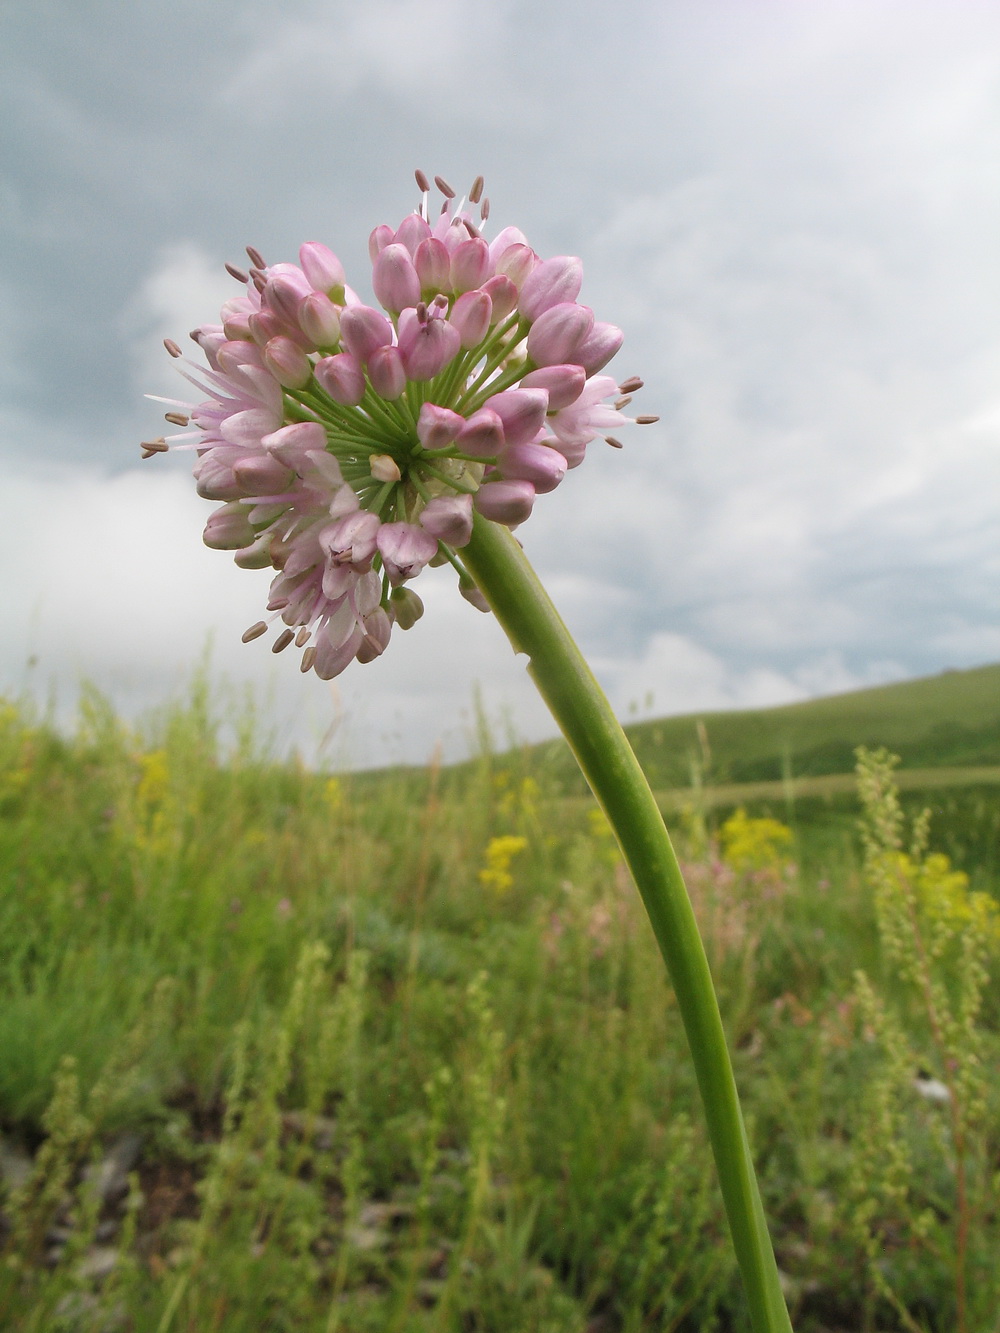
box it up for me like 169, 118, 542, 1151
460, 514, 793, 1333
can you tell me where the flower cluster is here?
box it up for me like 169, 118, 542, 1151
145, 173, 656, 679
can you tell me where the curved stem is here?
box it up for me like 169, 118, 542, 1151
460, 515, 792, 1333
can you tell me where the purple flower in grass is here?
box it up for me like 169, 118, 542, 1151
145, 173, 657, 679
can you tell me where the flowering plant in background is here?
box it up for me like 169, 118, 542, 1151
145, 175, 793, 1333
146, 171, 655, 679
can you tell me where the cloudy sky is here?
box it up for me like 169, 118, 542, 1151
3, 1, 998, 766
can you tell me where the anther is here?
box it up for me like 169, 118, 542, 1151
434, 175, 456, 199
414, 168, 430, 192
469, 175, 484, 204
294, 627, 311, 648
615, 396, 632, 410
246, 245, 266, 269
241, 621, 268, 643
300, 646, 317, 674
248, 267, 267, 294
140, 437, 168, 454
462, 217, 480, 238
480, 196, 490, 221
164, 412, 189, 426
618, 376, 643, 394
635, 415, 660, 425
416, 301, 427, 322
225, 262, 249, 283
605, 436, 624, 449
189, 329, 202, 343
163, 338, 182, 358
272, 629, 294, 653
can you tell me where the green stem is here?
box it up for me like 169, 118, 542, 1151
460, 516, 793, 1333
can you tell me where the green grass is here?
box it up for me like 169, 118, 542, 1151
501, 662, 1000, 793
0, 672, 998, 1331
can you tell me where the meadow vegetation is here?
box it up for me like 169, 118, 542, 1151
0, 669, 998, 1331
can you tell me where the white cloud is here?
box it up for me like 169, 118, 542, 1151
605, 632, 908, 724
121, 242, 237, 400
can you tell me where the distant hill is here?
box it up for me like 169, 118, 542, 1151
526, 663, 1000, 793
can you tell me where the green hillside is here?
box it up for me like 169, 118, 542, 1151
525, 661, 1000, 794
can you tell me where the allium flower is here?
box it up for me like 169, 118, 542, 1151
144, 172, 657, 679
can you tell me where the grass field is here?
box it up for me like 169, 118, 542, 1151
0, 666, 998, 1331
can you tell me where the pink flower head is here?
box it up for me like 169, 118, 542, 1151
147, 173, 652, 679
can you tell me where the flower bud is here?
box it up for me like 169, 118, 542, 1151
194, 449, 242, 500
450, 237, 492, 294
234, 533, 273, 569
393, 212, 432, 256
460, 579, 491, 612
297, 291, 341, 348
493, 242, 537, 290
414, 237, 451, 295
373, 243, 421, 314
525, 302, 594, 367
264, 336, 313, 389
368, 224, 394, 263
544, 432, 588, 469
263, 267, 313, 326
473, 479, 536, 526
450, 290, 493, 348
488, 226, 530, 264
574, 321, 624, 373
481, 274, 518, 323
315, 352, 366, 406
299, 242, 346, 300
377, 521, 438, 585
389, 586, 425, 630
339, 305, 394, 361
367, 345, 406, 400
497, 441, 568, 494
232, 454, 295, 495
519, 364, 586, 409
220, 297, 255, 341
417, 403, 464, 451
481, 388, 549, 448
519, 255, 584, 322
203, 501, 256, 550
419, 493, 473, 547
456, 408, 504, 458
248, 308, 288, 348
